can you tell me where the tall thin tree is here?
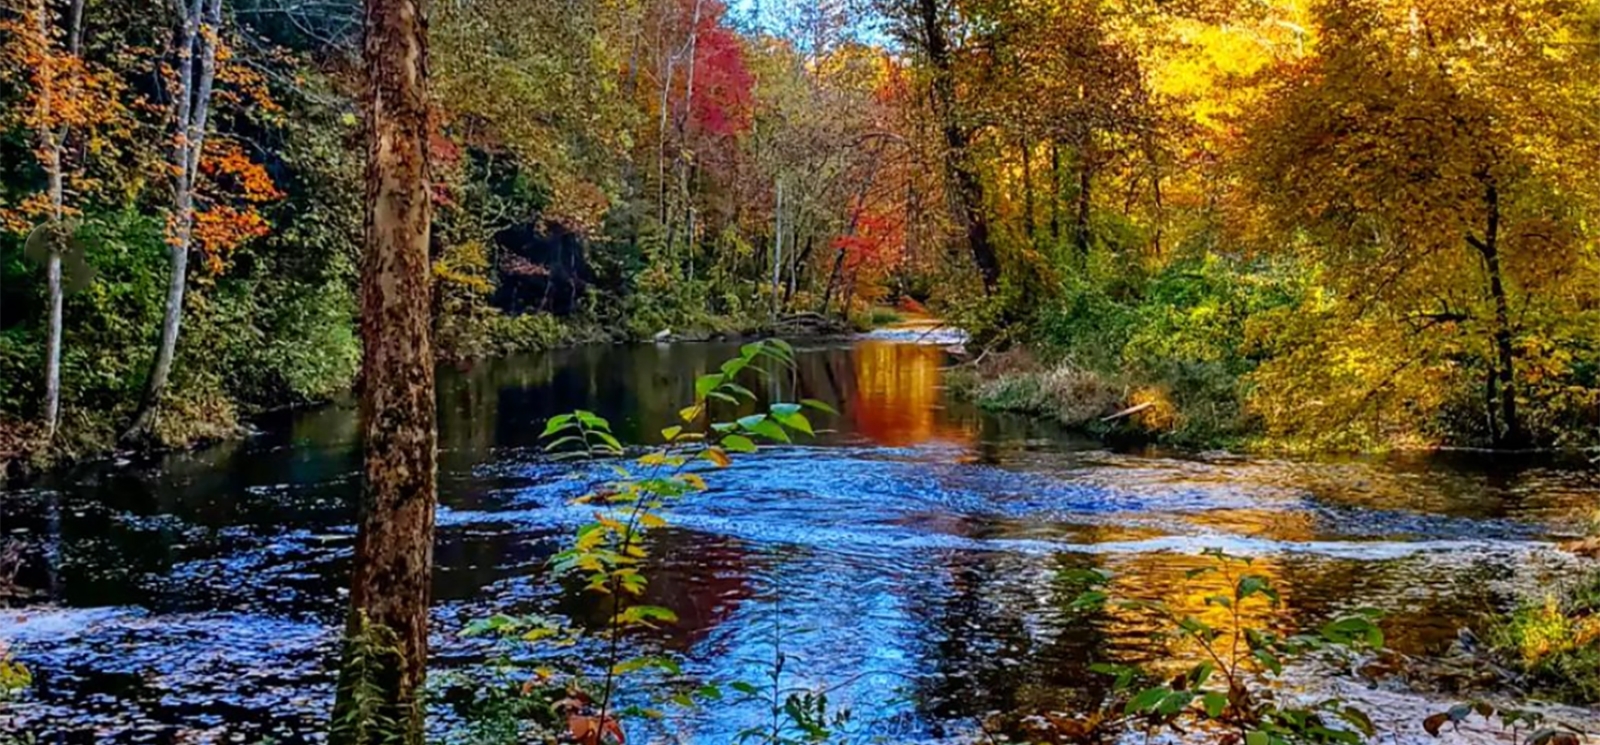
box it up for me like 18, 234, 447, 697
330, 0, 437, 741
124, 0, 222, 441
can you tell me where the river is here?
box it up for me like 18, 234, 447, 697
0, 334, 1594, 743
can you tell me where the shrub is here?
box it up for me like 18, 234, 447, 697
1491, 569, 1600, 705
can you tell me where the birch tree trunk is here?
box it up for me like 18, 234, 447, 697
32, 0, 62, 439
28, 0, 84, 440
124, 0, 221, 442
770, 180, 783, 322
331, 0, 437, 741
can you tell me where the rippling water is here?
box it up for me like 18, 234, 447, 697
0, 337, 1594, 743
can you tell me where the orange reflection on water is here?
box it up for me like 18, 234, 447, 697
848, 340, 975, 447
1101, 551, 1291, 675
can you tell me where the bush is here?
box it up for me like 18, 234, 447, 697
967, 252, 1301, 446
1491, 569, 1600, 705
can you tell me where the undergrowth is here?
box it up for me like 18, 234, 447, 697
1490, 568, 1600, 705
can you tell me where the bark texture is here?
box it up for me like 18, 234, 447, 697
331, 0, 437, 741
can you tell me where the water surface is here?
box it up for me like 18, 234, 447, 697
0, 337, 1593, 742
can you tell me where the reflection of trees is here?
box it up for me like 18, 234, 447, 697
847, 341, 974, 447
908, 552, 1118, 732
553, 529, 753, 650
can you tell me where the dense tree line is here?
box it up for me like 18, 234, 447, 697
2, 0, 1598, 461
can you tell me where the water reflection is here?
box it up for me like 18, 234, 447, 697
0, 338, 1594, 742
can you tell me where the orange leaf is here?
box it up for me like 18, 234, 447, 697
567, 713, 625, 745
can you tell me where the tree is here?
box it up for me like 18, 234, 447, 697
330, 0, 436, 742
1, 0, 96, 440
907, 0, 999, 293
1243, 0, 1600, 447
123, 0, 224, 441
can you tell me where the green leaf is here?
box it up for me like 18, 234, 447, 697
1158, 691, 1196, 716
742, 416, 791, 443
1069, 590, 1108, 611
722, 434, 758, 453
1089, 662, 1137, 690
1338, 706, 1376, 737
695, 374, 724, 399
721, 357, 749, 377
575, 410, 611, 431
543, 435, 585, 452
1126, 687, 1170, 714
1247, 731, 1269, 745
541, 414, 575, 438
736, 414, 767, 430
1238, 575, 1280, 605
772, 410, 813, 436
631, 605, 678, 623
801, 398, 838, 415
593, 431, 623, 453
1252, 648, 1283, 675
730, 681, 762, 696
661, 425, 683, 441
1203, 692, 1228, 718
1321, 616, 1385, 649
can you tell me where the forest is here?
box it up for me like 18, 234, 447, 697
3, 0, 1599, 462
1, 0, 1599, 743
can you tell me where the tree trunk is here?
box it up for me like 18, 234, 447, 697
786, 233, 811, 305
1075, 144, 1092, 257
1471, 180, 1520, 448
125, 0, 220, 442
1049, 140, 1061, 247
32, 0, 62, 439
916, 0, 999, 293
822, 146, 882, 317
1020, 137, 1034, 244
770, 180, 783, 321
331, 0, 437, 742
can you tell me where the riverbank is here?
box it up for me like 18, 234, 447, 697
944, 346, 1247, 450
947, 342, 1600, 455
0, 311, 860, 480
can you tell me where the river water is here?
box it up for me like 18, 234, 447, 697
0, 335, 1594, 743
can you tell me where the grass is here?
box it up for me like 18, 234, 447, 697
948, 348, 1243, 446
867, 307, 904, 327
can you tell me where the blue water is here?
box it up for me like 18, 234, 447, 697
0, 339, 1591, 743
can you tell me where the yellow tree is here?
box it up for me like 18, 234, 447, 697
1244, 0, 1600, 447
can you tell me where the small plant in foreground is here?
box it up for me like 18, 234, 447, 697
455, 339, 840, 744
1066, 549, 1385, 745
1422, 700, 1587, 745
